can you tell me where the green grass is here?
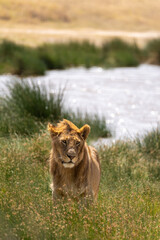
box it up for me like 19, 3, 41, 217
37, 41, 102, 69
136, 128, 160, 158
0, 130, 160, 239
6, 79, 63, 120
144, 39, 160, 65
102, 39, 141, 67
63, 111, 111, 140
0, 38, 159, 76
0, 79, 111, 139
0, 40, 46, 76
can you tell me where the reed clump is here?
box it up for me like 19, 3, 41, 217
0, 79, 111, 139
0, 38, 159, 76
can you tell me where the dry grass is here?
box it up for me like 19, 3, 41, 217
0, 0, 160, 30
0, 132, 160, 239
0, 0, 160, 46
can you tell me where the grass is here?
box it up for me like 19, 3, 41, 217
0, 38, 160, 76
0, 129, 160, 239
144, 39, 160, 65
5, 79, 63, 120
0, 40, 46, 76
37, 41, 102, 69
64, 111, 111, 140
0, 79, 111, 139
136, 127, 160, 159
102, 38, 141, 67
0, 0, 160, 31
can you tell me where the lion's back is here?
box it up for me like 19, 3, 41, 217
88, 145, 100, 167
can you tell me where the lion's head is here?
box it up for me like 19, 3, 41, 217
48, 119, 90, 168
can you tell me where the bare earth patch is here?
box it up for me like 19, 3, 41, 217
0, 27, 160, 46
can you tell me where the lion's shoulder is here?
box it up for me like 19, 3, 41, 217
87, 145, 100, 166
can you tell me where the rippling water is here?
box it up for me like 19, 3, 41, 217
0, 64, 160, 141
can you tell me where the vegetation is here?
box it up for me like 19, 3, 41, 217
0, 129, 160, 239
144, 39, 160, 65
0, 0, 160, 31
0, 38, 159, 76
0, 79, 111, 139
136, 128, 160, 160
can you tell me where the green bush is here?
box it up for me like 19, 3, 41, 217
38, 41, 101, 69
102, 39, 141, 67
0, 80, 111, 138
63, 111, 111, 140
0, 80, 64, 136
136, 128, 160, 160
144, 39, 160, 65
0, 39, 160, 76
0, 109, 40, 136
6, 79, 63, 120
0, 40, 46, 76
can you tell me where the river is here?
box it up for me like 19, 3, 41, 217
0, 64, 160, 142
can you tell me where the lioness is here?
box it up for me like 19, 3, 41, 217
48, 119, 100, 201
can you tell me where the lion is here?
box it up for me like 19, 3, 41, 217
48, 119, 101, 202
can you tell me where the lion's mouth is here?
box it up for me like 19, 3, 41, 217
62, 160, 75, 168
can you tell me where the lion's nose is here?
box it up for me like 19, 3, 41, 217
67, 149, 76, 160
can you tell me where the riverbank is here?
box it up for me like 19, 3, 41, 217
1, 27, 160, 46
0, 79, 111, 139
0, 38, 160, 76
1, 64, 160, 140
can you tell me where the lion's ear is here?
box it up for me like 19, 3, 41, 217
79, 124, 90, 140
48, 123, 58, 137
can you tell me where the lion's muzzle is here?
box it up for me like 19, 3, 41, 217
67, 148, 76, 160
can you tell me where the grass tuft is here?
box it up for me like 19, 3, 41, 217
102, 38, 141, 67
0, 79, 111, 139
6, 79, 63, 120
144, 39, 160, 65
64, 111, 111, 140
0, 40, 46, 76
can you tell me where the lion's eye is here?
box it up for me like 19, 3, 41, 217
61, 140, 67, 145
76, 141, 80, 146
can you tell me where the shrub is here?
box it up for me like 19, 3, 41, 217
0, 108, 40, 136
144, 39, 160, 65
6, 79, 64, 121
136, 128, 160, 159
0, 40, 46, 76
37, 41, 101, 69
0, 39, 160, 76
0, 80, 111, 139
63, 111, 111, 140
102, 38, 141, 67
0, 80, 64, 136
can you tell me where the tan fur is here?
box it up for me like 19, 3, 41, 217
48, 119, 101, 201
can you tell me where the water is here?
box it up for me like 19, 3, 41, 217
0, 64, 160, 142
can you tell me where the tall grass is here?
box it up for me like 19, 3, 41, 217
136, 128, 160, 158
0, 40, 46, 76
64, 111, 111, 140
0, 131, 160, 239
6, 80, 63, 120
0, 79, 111, 139
37, 41, 102, 69
136, 128, 160, 180
144, 39, 160, 65
0, 80, 63, 136
102, 38, 141, 67
0, 38, 159, 76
